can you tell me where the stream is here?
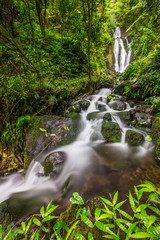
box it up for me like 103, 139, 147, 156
0, 27, 160, 220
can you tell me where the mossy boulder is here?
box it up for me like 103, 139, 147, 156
114, 81, 131, 96
24, 115, 72, 169
109, 101, 126, 111
78, 100, 90, 110
117, 111, 131, 125
107, 94, 126, 103
151, 117, 160, 143
101, 122, 121, 143
151, 117, 160, 161
87, 112, 103, 121
133, 112, 152, 128
126, 130, 145, 146
98, 103, 106, 111
103, 113, 112, 121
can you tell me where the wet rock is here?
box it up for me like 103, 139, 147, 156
103, 113, 112, 121
24, 116, 72, 169
126, 130, 145, 146
107, 94, 126, 103
109, 100, 126, 111
133, 112, 152, 128
101, 122, 121, 143
117, 111, 131, 125
98, 103, 106, 111
151, 117, 160, 161
114, 82, 129, 95
44, 152, 66, 176
68, 105, 81, 113
87, 112, 103, 121
78, 100, 90, 110
128, 101, 135, 108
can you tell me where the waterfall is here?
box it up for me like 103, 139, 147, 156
113, 26, 132, 73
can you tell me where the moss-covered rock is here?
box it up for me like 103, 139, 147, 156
24, 115, 72, 169
78, 100, 90, 110
103, 113, 112, 121
98, 103, 106, 111
151, 117, 160, 143
117, 111, 131, 125
87, 112, 103, 121
109, 101, 126, 111
133, 112, 152, 128
126, 130, 144, 146
155, 138, 160, 161
68, 105, 81, 113
101, 122, 121, 143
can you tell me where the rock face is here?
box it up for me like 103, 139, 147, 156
117, 111, 131, 125
109, 100, 126, 111
44, 152, 66, 176
151, 117, 160, 160
24, 115, 72, 169
101, 122, 121, 143
78, 100, 90, 110
133, 112, 152, 128
103, 113, 112, 121
126, 130, 144, 146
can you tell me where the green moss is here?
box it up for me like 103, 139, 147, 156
103, 113, 112, 121
101, 122, 121, 143
43, 161, 53, 176
126, 130, 144, 146
151, 117, 160, 143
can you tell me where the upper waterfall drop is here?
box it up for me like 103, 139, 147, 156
113, 26, 132, 73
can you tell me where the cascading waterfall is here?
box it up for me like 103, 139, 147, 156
113, 26, 132, 73
0, 87, 155, 219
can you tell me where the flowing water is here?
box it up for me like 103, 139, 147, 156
113, 26, 132, 73
0, 87, 159, 219
0, 27, 159, 219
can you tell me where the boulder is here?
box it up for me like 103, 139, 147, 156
133, 112, 152, 128
24, 115, 72, 169
109, 101, 126, 111
87, 112, 103, 121
101, 122, 121, 143
126, 130, 145, 146
78, 100, 90, 110
117, 111, 131, 125
107, 94, 126, 103
151, 117, 160, 161
97, 103, 106, 111
103, 113, 112, 121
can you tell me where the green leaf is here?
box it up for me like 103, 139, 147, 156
148, 206, 160, 215
80, 214, 93, 228
130, 232, 154, 238
44, 205, 58, 217
76, 208, 82, 219
74, 233, 86, 240
147, 193, 159, 203
113, 191, 118, 206
147, 215, 157, 229
66, 221, 79, 240
118, 209, 133, 220
138, 181, 156, 192
101, 198, 113, 207
95, 208, 101, 221
33, 217, 41, 227
95, 221, 117, 237
41, 226, 49, 233
125, 222, 138, 240
115, 219, 128, 233
42, 215, 58, 222
88, 232, 94, 240
21, 222, 25, 232
40, 206, 45, 218
25, 217, 33, 234
39, 128, 47, 137
114, 200, 126, 210
129, 191, 136, 212
103, 235, 115, 239
70, 192, 84, 205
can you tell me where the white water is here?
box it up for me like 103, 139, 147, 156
0, 88, 154, 214
113, 26, 132, 73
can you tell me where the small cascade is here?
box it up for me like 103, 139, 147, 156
0, 88, 156, 219
113, 26, 132, 73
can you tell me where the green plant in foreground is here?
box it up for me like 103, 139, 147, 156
0, 181, 160, 239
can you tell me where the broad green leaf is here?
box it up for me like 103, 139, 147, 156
53, 221, 69, 232
82, 207, 89, 216
95, 208, 101, 221
45, 205, 58, 217
147, 193, 159, 203
138, 181, 156, 191
101, 198, 113, 207
66, 220, 79, 240
95, 221, 117, 236
147, 215, 157, 229
76, 208, 82, 219
74, 233, 86, 240
70, 192, 84, 205
129, 191, 136, 212
103, 235, 115, 239
33, 217, 41, 227
115, 219, 128, 233
25, 217, 33, 234
88, 232, 94, 240
118, 209, 133, 220
42, 215, 58, 222
125, 222, 138, 240
97, 213, 113, 220
113, 191, 118, 206
114, 200, 126, 210
130, 232, 154, 238
21, 222, 25, 232
80, 214, 93, 228
40, 206, 45, 217
148, 206, 160, 215
41, 226, 49, 233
